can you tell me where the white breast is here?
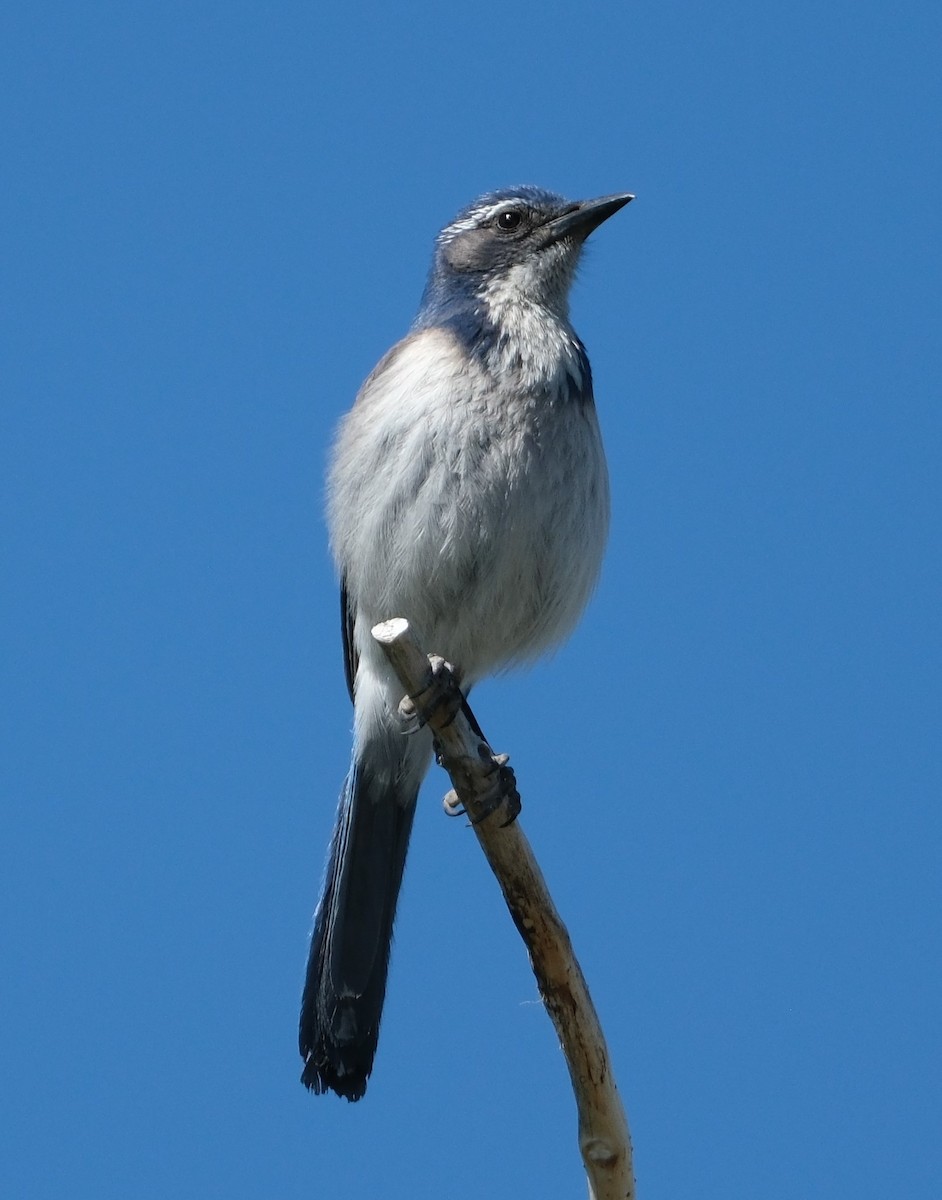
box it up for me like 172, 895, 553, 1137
328, 325, 609, 687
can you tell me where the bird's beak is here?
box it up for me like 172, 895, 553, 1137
540, 192, 634, 245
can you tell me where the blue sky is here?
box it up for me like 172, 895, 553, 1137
2, 2, 939, 1197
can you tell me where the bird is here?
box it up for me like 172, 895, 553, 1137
300, 185, 633, 1100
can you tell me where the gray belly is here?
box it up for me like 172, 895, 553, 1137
345, 398, 609, 682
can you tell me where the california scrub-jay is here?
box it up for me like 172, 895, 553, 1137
300, 186, 632, 1100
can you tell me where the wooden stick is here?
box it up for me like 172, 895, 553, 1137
372, 618, 636, 1200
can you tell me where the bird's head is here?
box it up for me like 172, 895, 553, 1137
418, 186, 633, 326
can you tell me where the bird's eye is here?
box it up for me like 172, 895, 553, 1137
496, 209, 523, 231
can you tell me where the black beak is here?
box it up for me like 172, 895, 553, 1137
541, 192, 634, 245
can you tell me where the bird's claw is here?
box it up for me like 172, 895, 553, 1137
475, 755, 521, 826
397, 695, 424, 735
398, 657, 462, 733
442, 754, 521, 826
442, 789, 465, 817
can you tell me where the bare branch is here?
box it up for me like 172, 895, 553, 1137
372, 618, 636, 1200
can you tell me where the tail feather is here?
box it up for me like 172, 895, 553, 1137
299, 765, 417, 1101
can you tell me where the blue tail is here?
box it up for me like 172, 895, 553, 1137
299, 764, 417, 1100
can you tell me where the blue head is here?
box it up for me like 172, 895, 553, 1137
415, 186, 633, 336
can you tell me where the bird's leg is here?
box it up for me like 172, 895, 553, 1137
396, 654, 520, 827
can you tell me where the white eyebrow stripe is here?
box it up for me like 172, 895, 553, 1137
441, 200, 524, 239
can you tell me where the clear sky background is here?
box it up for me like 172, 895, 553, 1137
2, 2, 939, 1197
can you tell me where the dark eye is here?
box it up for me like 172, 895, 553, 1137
496, 209, 523, 231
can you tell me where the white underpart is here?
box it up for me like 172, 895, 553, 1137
329, 326, 609, 771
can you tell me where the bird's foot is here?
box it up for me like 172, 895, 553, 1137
442, 752, 521, 827
397, 656, 463, 731
477, 753, 521, 826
